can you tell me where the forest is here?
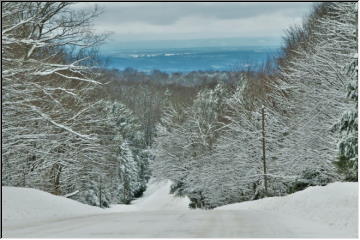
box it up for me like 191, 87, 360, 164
2, 2, 358, 209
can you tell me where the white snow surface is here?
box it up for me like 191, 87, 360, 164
105, 179, 190, 212
131, 179, 190, 211
2, 180, 189, 222
217, 182, 358, 236
2, 186, 105, 227
2, 181, 358, 238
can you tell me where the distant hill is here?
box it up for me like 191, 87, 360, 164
101, 46, 279, 73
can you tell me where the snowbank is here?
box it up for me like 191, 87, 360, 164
3, 187, 105, 227
217, 182, 358, 235
3, 180, 189, 227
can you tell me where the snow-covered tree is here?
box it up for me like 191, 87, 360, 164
1, 3, 152, 207
269, 2, 358, 184
101, 100, 150, 204
334, 47, 358, 181
2, 2, 107, 194
151, 102, 189, 191
152, 83, 233, 207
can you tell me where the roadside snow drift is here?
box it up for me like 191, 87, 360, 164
2, 187, 105, 227
217, 182, 358, 236
3, 180, 189, 227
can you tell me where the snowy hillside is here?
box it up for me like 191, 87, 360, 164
2, 181, 358, 238
217, 182, 358, 235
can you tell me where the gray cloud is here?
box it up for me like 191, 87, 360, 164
72, 2, 314, 48
90, 2, 314, 25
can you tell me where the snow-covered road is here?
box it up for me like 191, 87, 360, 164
2, 181, 357, 238
3, 209, 347, 238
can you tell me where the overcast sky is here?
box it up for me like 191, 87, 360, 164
73, 2, 314, 50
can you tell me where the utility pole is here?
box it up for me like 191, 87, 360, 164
99, 176, 102, 208
261, 105, 268, 197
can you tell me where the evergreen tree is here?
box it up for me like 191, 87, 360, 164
334, 51, 358, 181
